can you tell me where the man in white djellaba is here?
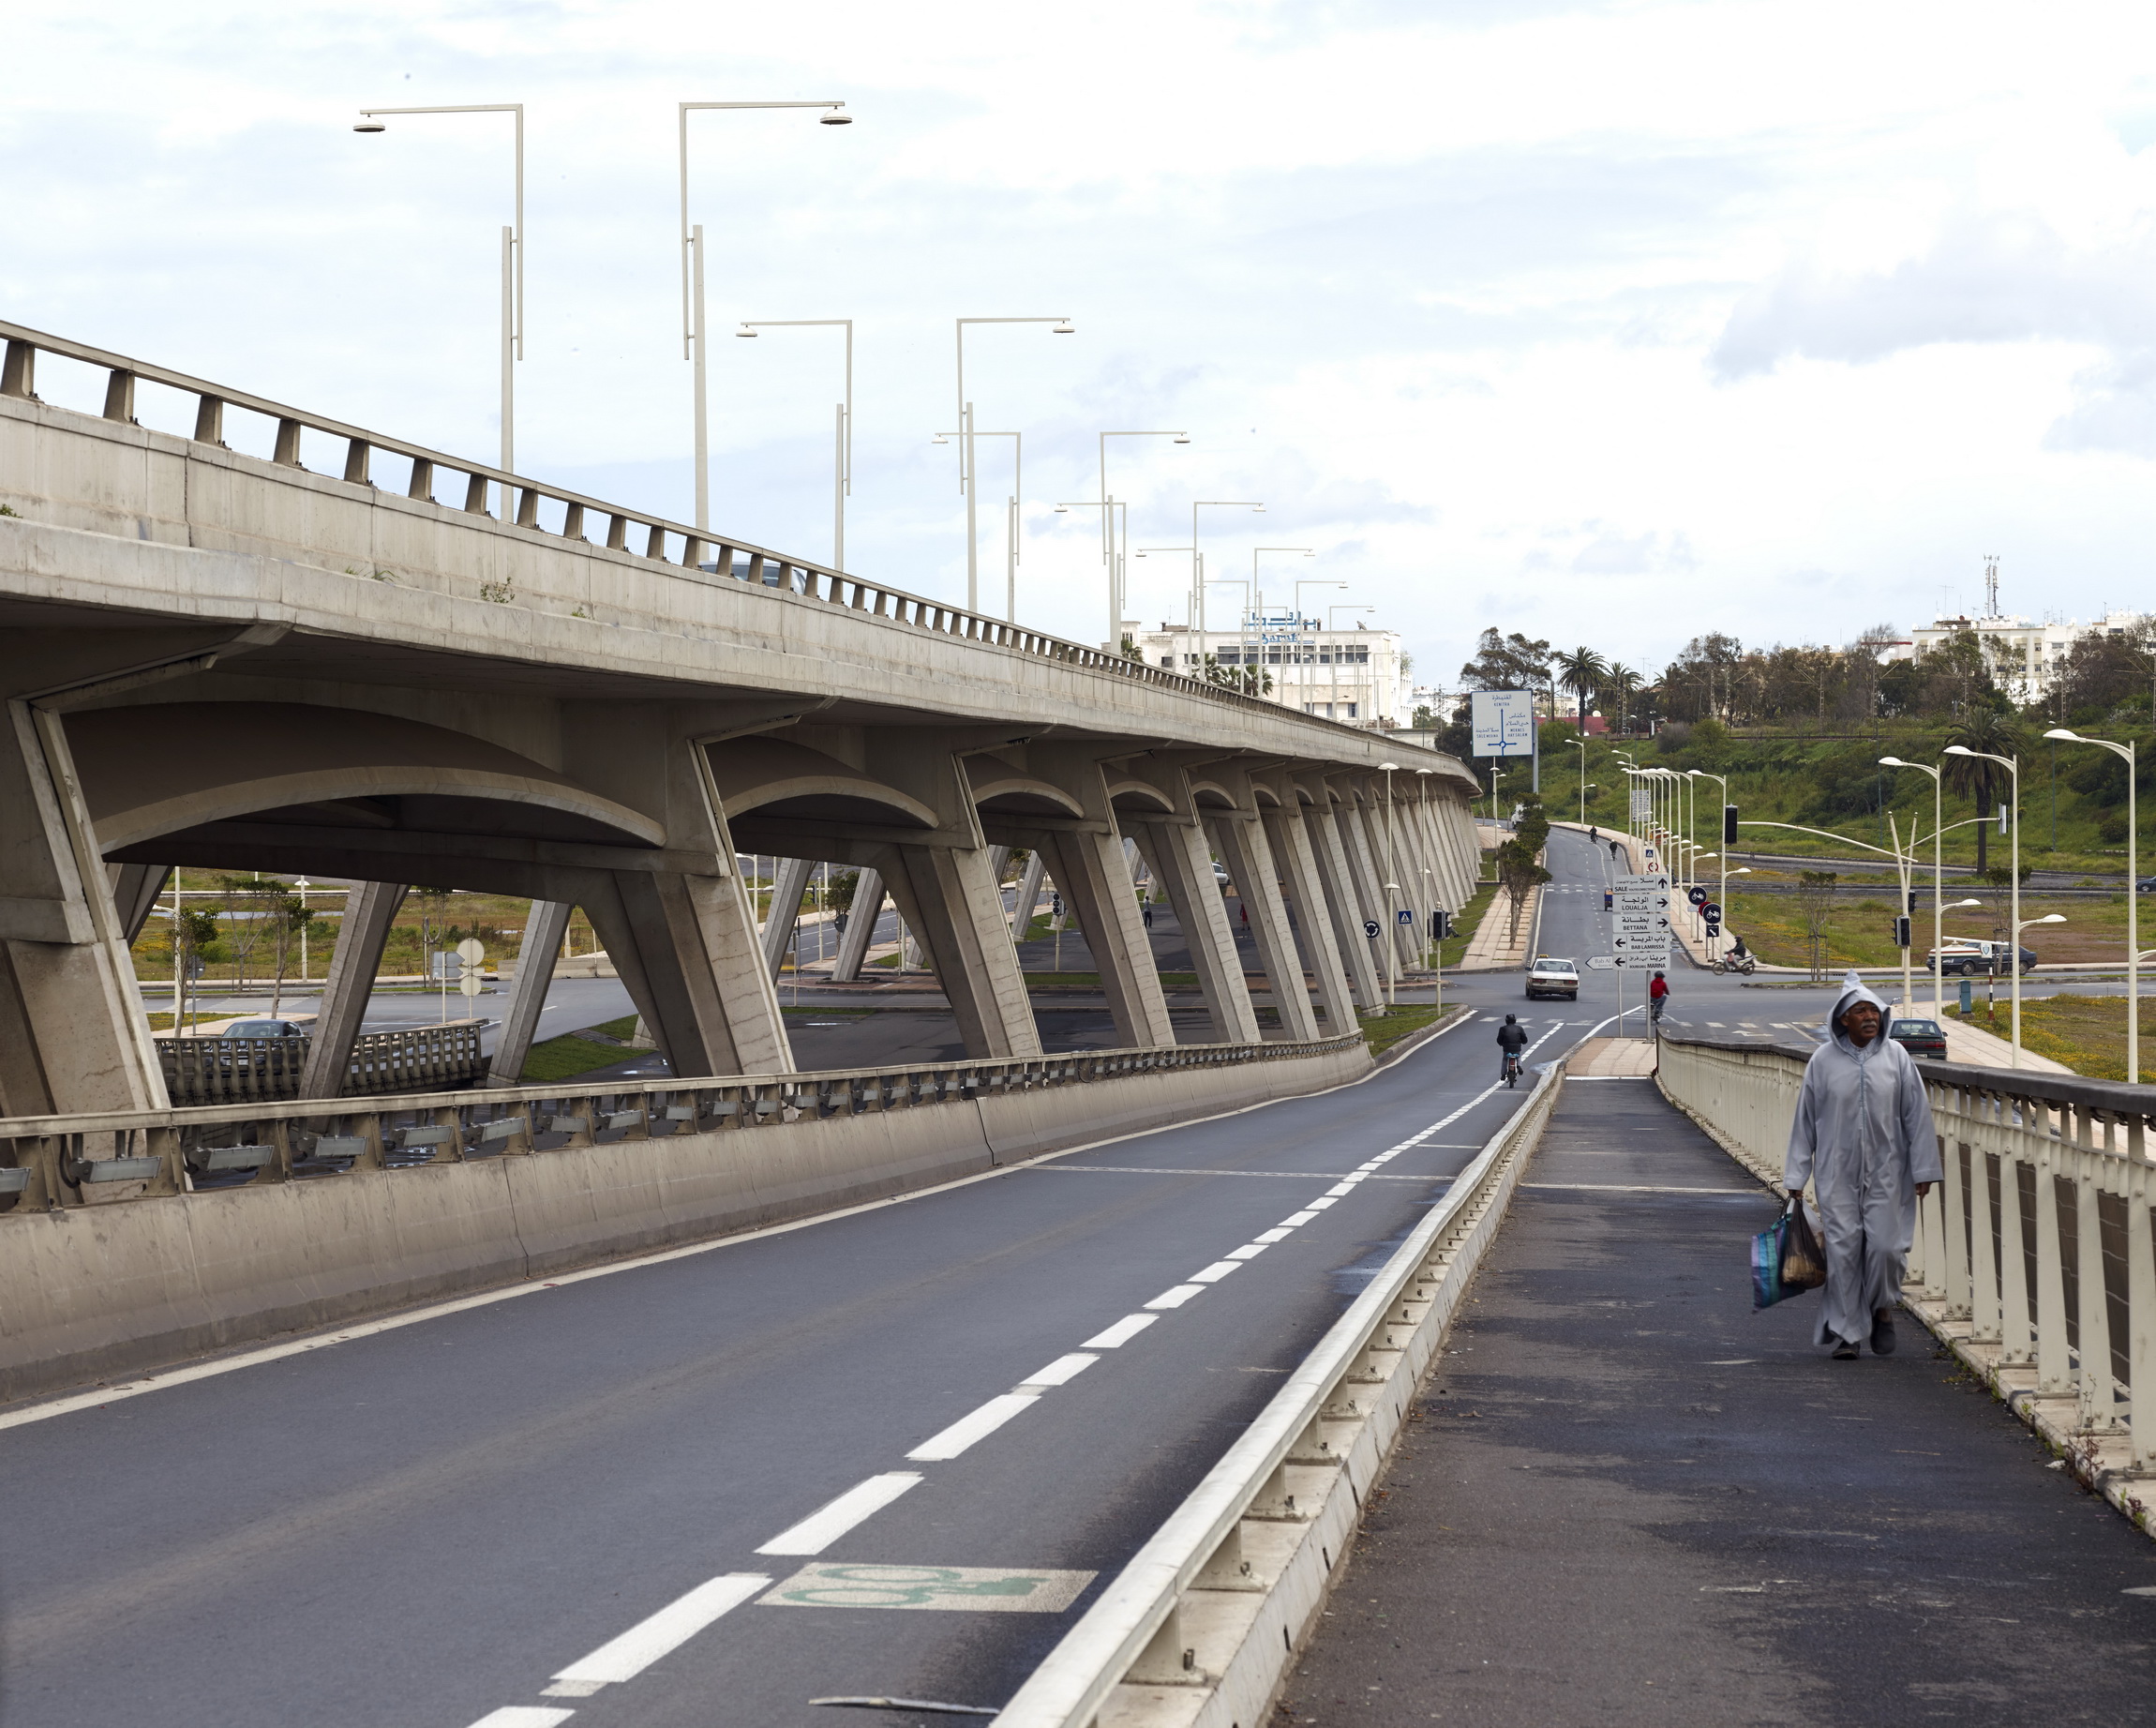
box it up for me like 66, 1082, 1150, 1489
1784, 971, 1943, 1360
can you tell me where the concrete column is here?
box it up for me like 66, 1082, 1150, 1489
579, 865, 791, 1078
1130, 820, 1260, 1044
487, 898, 573, 1087
1038, 827, 1175, 1047
759, 855, 814, 977
1363, 799, 1416, 969
1010, 852, 1047, 940
299, 881, 407, 1099
831, 867, 884, 982
0, 703, 167, 1117
1308, 802, 1384, 1011
1335, 804, 1388, 965
1263, 804, 1355, 1034
1206, 813, 1320, 1041
108, 863, 172, 944
877, 842, 1043, 1058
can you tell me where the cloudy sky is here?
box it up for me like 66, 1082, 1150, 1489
7, 0, 2156, 692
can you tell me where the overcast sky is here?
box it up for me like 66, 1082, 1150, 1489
7, 1, 2156, 691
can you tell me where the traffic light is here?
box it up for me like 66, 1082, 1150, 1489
1906, 890, 1918, 916
1434, 909, 1453, 939
1723, 804, 1738, 844
1893, 916, 1911, 949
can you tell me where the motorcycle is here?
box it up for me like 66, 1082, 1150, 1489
1502, 1051, 1522, 1089
1712, 953, 1757, 976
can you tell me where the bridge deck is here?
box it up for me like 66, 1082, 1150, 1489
1275, 1076, 2156, 1726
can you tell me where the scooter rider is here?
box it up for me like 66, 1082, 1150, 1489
1496, 1013, 1529, 1082
1649, 970, 1669, 1024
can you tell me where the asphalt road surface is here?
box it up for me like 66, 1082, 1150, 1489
0, 828, 1653, 1728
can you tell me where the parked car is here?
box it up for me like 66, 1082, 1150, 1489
1886, 1016, 1949, 1059
2138, 876, 2156, 894
1526, 955, 1579, 1000
1927, 939, 2036, 976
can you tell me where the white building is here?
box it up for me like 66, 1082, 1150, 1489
1894, 609, 2147, 699
1129, 611, 1409, 727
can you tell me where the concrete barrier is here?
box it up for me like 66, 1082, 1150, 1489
0, 1037, 1370, 1405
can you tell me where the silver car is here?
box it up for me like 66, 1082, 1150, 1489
1526, 955, 1579, 1000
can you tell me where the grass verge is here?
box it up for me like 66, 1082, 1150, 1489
1946, 994, 2154, 1082
518, 1014, 645, 1083
1439, 879, 1500, 969
1358, 1001, 1451, 1057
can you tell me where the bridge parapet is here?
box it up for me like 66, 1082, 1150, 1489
1658, 1033, 2156, 1485
157, 1018, 487, 1106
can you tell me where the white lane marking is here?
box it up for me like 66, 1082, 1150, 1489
1278, 1211, 1319, 1226
1145, 1285, 1205, 1309
546, 1573, 769, 1690
1036, 1165, 1429, 1182
906, 1393, 1041, 1461
756, 1473, 923, 1555
466, 1711, 576, 1728
1021, 1353, 1098, 1387
1188, 1261, 1242, 1284
1226, 1243, 1269, 1260
1250, 1227, 1293, 1243
1082, 1315, 1158, 1348
1324, 1181, 1359, 1196
1306, 1197, 1339, 1210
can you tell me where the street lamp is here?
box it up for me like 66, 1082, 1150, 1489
1687, 769, 1730, 961
1879, 757, 1949, 1014
939, 427, 1021, 618
1945, 743, 2026, 1064
1566, 736, 1588, 825
1191, 502, 1265, 639
1057, 500, 1130, 647
1247, 548, 1314, 707
680, 100, 851, 532
1098, 430, 1190, 646
737, 319, 852, 569
957, 317, 1076, 611
354, 104, 524, 474
2045, 728, 2138, 1082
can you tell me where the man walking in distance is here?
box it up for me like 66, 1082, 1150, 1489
1785, 970, 1941, 1359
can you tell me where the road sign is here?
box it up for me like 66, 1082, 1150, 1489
1701, 902, 1723, 928
1616, 873, 1669, 892
1470, 690, 1535, 758
1686, 885, 1708, 907
456, 937, 486, 965
1586, 955, 1617, 970
1363, 918, 1381, 939
1397, 908, 1415, 924
458, 972, 484, 998
1613, 916, 1669, 936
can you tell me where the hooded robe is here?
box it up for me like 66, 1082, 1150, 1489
1783, 971, 1943, 1347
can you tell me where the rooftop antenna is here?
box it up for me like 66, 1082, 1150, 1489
1984, 553, 1999, 618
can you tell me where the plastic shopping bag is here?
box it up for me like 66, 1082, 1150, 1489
1752, 1196, 1825, 1309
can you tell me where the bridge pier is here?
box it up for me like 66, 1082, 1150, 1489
1263, 800, 1357, 1033
1130, 819, 1261, 1044
830, 867, 884, 982
299, 881, 408, 1099
487, 898, 573, 1087
876, 841, 1041, 1058
1307, 795, 1385, 1011
1207, 805, 1319, 1040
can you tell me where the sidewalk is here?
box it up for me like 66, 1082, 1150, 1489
1272, 1075, 2156, 1726
1457, 882, 1542, 970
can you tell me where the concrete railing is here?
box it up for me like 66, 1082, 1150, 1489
994, 1056, 1565, 1728
0, 1030, 1366, 1211
157, 1020, 487, 1106
1657, 1034, 2156, 1488
0, 318, 1392, 742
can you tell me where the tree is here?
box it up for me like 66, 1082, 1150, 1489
1603, 663, 1642, 735
1941, 711, 2023, 874
1460, 627, 1551, 693
170, 904, 222, 1034
1553, 646, 1609, 732
1795, 871, 1838, 983
1494, 838, 1550, 943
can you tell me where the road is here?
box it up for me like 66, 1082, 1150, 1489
2, 829, 1718, 1726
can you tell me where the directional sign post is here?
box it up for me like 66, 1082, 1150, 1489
1586, 955, 1617, 971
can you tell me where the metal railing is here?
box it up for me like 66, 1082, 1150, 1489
0, 1029, 1366, 1212
157, 1021, 487, 1106
0, 319, 1434, 751
1657, 1034, 2156, 1476
994, 1056, 1565, 1728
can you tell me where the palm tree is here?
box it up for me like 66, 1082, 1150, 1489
1554, 646, 1609, 733
1603, 663, 1641, 735
1941, 710, 2023, 875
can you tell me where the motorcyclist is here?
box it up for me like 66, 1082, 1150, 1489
1649, 970, 1669, 1025
1496, 1013, 1529, 1083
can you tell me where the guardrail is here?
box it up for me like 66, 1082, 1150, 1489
157, 1020, 487, 1105
1657, 1034, 2155, 1503
0, 318, 1419, 748
993, 1055, 1565, 1728
0, 1030, 1366, 1212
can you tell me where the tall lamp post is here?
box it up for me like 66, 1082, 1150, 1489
957, 317, 1075, 611
1098, 430, 1189, 646
1191, 502, 1265, 639
680, 99, 851, 532
2045, 728, 2138, 1081
353, 103, 524, 474
1686, 769, 1729, 961
736, 319, 852, 568
1566, 735, 1588, 825
940, 428, 1021, 618
1328, 603, 1374, 722
1945, 744, 2025, 1064
1879, 757, 1948, 1014
1294, 579, 1345, 715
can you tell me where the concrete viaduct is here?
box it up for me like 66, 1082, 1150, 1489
0, 320, 1484, 1122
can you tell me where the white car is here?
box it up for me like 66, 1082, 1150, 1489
1526, 955, 1579, 1000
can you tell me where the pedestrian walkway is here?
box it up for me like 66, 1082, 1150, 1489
1459, 883, 1541, 971
1272, 1074, 2156, 1726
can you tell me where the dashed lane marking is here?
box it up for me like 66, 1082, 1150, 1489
542, 1573, 770, 1697
756, 1473, 924, 1555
